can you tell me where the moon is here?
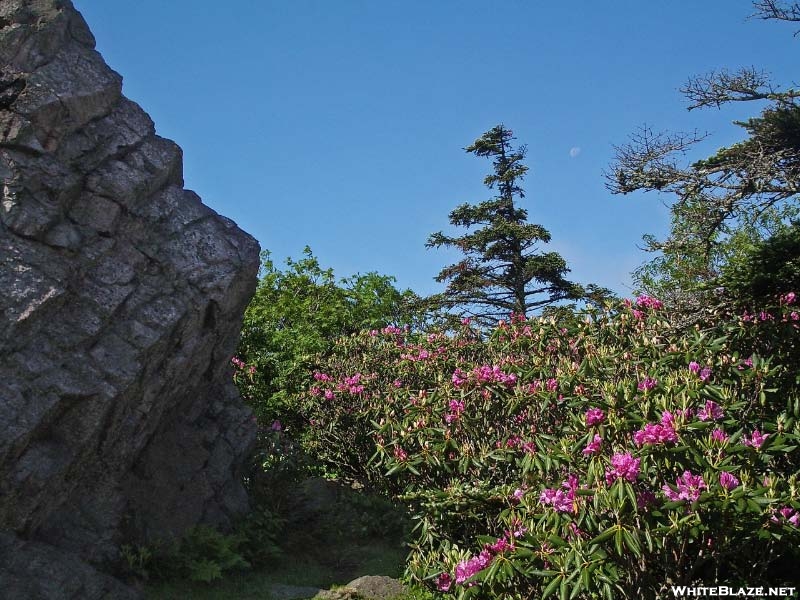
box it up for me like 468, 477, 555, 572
569, 147, 581, 158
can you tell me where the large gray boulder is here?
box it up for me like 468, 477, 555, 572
0, 1, 260, 597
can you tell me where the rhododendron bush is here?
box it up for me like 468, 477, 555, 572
298, 297, 800, 599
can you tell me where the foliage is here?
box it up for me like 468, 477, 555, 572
718, 221, 800, 307
236, 246, 425, 432
121, 509, 284, 585
426, 125, 599, 326
234, 507, 285, 567
168, 526, 252, 583
299, 296, 800, 598
608, 5, 800, 318
632, 202, 800, 319
122, 526, 252, 584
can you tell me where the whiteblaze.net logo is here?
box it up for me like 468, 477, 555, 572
670, 587, 797, 598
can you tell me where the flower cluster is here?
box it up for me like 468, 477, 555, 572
743, 430, 768, 449
605, 453, 640, 484
583, 434, 602, 455
540, 475, 579, 513
710, 428, 729, 444
697, 400, 723, 421
663, 471, 706, 503
633, 412, 678, 446
719, 471, 739, 490
338, 373, 365, 394
454, 550, 492, 585
585, 407, 605, 426
452, 365, 518, 388
635, 294, 664, 310
772, 506, 800, 527
443, 522, 527, 591
444, 399, 465, 423
637, 377, 658, 392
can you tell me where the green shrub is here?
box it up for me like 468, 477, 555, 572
236, 247, 424, 434
299, 297, 800, 598
121, 512, 283, 585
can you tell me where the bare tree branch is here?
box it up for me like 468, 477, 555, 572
752, 1, 800, 22
680, 68, 800, 110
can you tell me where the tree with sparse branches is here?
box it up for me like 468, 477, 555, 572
426, 125, 597, 326
753, 0, 800, 31
607, 1, 800, 319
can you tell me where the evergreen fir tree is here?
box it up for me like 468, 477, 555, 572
427, 125, 585, 325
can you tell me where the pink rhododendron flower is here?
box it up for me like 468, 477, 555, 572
633, 422, 678, 446
540, 476, 579, 514
710, 428, 729, 444
455, 550, 493, 584
663, 471, 706, 502
719, 471, 739, 490
567, 522, 583, 541
546, 378, 558, 392
444, 399, 465, 423
771, 506, 800, 527
699, 367, 712, 382
505, 519, 528, 539
436, 573, 452, 592
636, 294, 663, 309
585, 407, 605, 426
605, 453, 640, 484
697, 400, 724, 422
738, 357, 754, 370
323, 389, 335, 400
743, 430, 768, 449
638, 377, 657, 392
582, 434, 602, 455
270, 420, 282, 432
313, 371, 332, 382
486, 537, 512, 553
476, 364, 516, 385
688, 361, 701, 374
393, 446, 408, 461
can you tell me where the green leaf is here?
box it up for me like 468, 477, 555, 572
542, 575, 563, 599
589, 526, 617, 546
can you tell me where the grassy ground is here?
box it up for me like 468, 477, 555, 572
143, 477, 427, 600
145, 540, 406, 599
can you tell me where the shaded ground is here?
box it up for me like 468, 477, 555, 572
144, 478, 415, 600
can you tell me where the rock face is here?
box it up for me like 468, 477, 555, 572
0, 1, 260, 597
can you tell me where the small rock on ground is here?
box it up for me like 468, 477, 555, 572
313, 575, 406, 600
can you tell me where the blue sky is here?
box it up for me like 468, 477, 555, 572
73, 1, 797, 298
